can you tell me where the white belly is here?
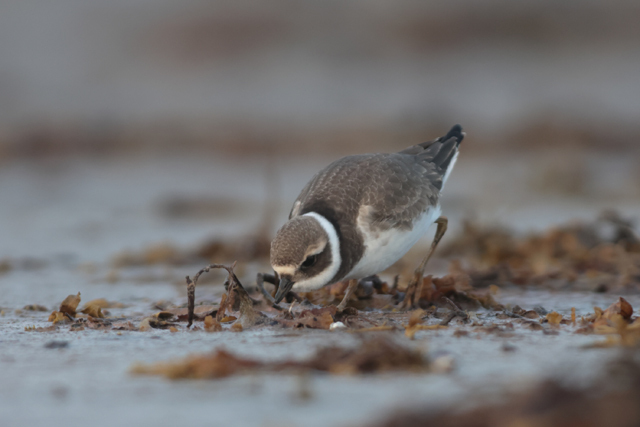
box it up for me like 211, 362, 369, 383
343, 205, 441, 280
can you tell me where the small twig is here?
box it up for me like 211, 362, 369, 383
439, 296, 468, 326
439, 311, 457, 326
442, 296, 463, 313
186, 276, 195, 328
502, 309, 541, 326
288, 301, 297, 319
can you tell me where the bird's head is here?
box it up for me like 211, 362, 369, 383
270, 213, 341, 303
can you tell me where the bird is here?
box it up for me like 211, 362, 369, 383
270, 124, 464, 310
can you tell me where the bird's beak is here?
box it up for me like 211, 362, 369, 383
274, 276, 295, 304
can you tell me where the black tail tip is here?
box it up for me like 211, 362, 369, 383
444, 124, 465, 143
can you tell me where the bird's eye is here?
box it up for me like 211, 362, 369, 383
301, 254, 317, 268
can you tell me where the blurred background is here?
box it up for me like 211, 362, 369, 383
0, 0, 639, 263
1, 5, 640, 425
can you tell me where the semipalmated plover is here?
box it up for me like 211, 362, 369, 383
271, 125, 464, 309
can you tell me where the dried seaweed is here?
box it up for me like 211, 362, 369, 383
110, 231, 271, 268
169, 305, 217, 322
603, 297, 634, 320
186, 262, 265, 329
112, 243, 187, 267
441, 212, 640, 292
59, 293, 81, 318
374, 352, 640, 427
185, 263, 233, 327
279, 307, 337, 330
23, 304, 48, 312
80, 304, 104, 318
48, 292, 81, 323
204, 315, 222, 332
131, 336, 428, 380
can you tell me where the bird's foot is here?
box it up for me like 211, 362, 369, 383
400, 270, 423, 310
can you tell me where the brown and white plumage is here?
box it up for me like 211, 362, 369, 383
270, 124, 464, 302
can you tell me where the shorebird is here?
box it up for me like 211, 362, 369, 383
270, 125, 464, 310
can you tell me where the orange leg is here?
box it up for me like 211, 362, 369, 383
337, 279, 358, 312
401, 217, 448, 309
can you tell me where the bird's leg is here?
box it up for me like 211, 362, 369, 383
401, 217, 448, 309
415, 216, 448, 283
336, 279, 359, 312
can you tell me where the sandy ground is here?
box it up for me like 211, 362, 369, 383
1, 284, 636, 427
1, 153, 639, 426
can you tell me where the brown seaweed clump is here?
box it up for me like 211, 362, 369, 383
374, 351, 640, 427
440, 211, 640, 292
131, 335, 427, 380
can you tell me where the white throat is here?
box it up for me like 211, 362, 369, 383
292, 212, 342, 292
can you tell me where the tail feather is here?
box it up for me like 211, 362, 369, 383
431, 138, 458, 169
441, 124, 464, 145
398, 124, 465, 190
399, 124, 464, 159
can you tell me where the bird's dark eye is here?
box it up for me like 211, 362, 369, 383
301, 254, 317, 268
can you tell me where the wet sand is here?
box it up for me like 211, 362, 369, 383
1, 151, 638, 426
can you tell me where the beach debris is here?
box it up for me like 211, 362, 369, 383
603, 297, 633, 320
280, 306, 336, 330
186, 262, 265, 329
374, 355, 640, 427
441, 212, 640, 292
23, 304, 48, 312
138, 316, 177, 331
329, 321, 347, 331
110, 229, 271, 269
131, 336, 428, 380
81, 299, 126, 310
546, 312, 563, 326
48, 292, 81, 323
44, 341, 69, 349
0, 259, 11, 275
112, 321, 136, 331
111, 243, 184, 267
575, 298, 640, 347
59, 293, 81, 318
185, 263, 234, 327
80, 304, 104, 318
169, 305, 217, 322
204, 315, 222, 332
